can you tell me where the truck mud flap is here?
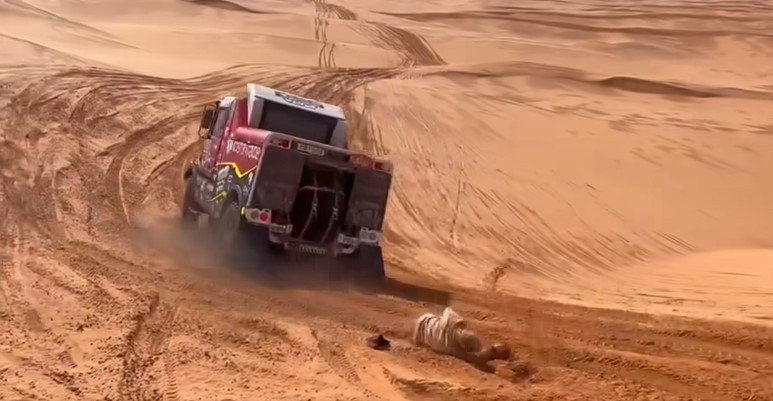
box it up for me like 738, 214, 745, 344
250, 146, 305, 211
345, 169, 392, 229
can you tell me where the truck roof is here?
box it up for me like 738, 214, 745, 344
246, 83, 346, 121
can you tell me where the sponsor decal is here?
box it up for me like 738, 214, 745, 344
274, 90, 324, 110
225, 139, 262, 160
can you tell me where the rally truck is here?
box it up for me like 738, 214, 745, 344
181, 83, 393, 282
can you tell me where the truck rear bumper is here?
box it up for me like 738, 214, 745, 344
243, 207, 381, 257
267, 232, 381, 257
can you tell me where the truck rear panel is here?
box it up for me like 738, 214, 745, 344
244, 134, 392, 254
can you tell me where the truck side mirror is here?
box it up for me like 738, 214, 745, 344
198, 105, 216, 138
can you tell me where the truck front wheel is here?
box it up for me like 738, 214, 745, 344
181, 175, 199, 229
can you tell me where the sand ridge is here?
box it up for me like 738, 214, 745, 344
1, 0, 773, 400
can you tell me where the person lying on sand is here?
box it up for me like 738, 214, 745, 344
411, 306, 511, 367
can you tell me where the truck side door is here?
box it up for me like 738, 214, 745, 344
200, 103, 233, 174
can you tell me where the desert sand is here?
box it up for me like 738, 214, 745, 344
1, 0, 773, 400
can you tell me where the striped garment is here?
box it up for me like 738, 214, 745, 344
412, 307, 480, 356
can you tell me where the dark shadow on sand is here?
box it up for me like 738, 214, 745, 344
227, 246, 453, 307
129, 215, 452, 307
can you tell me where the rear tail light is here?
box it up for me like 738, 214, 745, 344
373, 160, 393, 173
258, 211, 270, 222
248, 208, 272, 223
351, 154, 392, 173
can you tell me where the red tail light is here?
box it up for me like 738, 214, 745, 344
373, 160, 393, 173
351, 154, 392, 172
248, 208, 272, 223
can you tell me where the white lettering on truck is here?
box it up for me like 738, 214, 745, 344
225, 139, 262, 160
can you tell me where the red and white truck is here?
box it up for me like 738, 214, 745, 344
181, 83, 393, 281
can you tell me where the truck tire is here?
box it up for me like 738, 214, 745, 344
215, 198, 279, 278
215, 199, 244, 255
181, 175, 198, 229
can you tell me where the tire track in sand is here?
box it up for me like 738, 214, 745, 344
0, 67, 200, 399
309, 0, 445, 68
312, 0, 350, 68
356, 21, 446, 66
311, 329, 398, 401
103, 113, 199, 225
0, 224, 46, 335
0, 66, 208, 230
0, 221, 96, 398
118, 293, 178, 401
313, 331, 361, 386
301, 1, 444, 182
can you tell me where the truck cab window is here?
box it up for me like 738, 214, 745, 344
211, 107, 231, 138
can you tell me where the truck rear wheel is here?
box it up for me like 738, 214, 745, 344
216, 200, 242, 253
215, 198, 280, 277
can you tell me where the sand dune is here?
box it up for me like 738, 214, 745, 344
1, 0, 773, 400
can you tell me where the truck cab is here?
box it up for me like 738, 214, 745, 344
203, 85, 345, 140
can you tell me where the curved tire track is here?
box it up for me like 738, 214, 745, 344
356, 21, 446, 66
0, 67, 208, 400
309, 0, 445, 68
